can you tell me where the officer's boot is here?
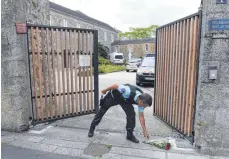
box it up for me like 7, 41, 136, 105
88, 125, 95, 137
126, 130, 139, 143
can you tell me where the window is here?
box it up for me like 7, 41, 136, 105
111, 34, 114, 42
77, 23, 80, 28
115, 55, 123, 59
63, 19, 68, 27
141, 57, 155, 67
145, 53, 155, 57
145, 44, 149, 52
104, 31, 107, 41
50, 15, 52, 25
115, 46, 119, 52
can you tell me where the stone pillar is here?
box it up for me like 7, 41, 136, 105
1, 0, 49, 131
195, 0, 229, 157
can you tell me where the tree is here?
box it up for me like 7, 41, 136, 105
98, 42, 109, 59
118, 25, 158, 39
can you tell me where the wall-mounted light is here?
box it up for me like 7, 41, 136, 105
208, 66, 218, 80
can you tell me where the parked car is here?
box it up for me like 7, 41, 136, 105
126, 59, 141, 72
110, 52, 124, 65
136, 56, 155, 86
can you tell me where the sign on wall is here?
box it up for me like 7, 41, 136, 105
216, 0, 227, 4
209, 19, 229, 31
79, 55, 91, 67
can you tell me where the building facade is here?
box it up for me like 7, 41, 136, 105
111, 38, 155, 59
49, 2, 119, 51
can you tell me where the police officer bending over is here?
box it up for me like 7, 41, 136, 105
88, 84, 152, 143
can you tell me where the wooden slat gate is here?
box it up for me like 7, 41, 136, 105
27, 24, 99, 124
154, 12, 201, 142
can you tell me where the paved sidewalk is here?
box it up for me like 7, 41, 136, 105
2, 125, 227, 159
2, 144, 82, 159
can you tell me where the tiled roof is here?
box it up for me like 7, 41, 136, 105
49, 2, 118, 32
111, 38, 156, 45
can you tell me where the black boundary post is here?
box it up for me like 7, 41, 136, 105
93, 30, 99, 114
26, 24, 35, 125
153, 29, 158, 115
192, 8, 203, 144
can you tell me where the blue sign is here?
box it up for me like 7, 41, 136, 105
216, 0, 227, 4
209, 19, 229, 31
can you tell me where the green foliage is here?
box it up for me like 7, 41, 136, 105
32, 0, 37, 8
104, 144, 112, 149
149, 141, 170, 150
99, 65, 125, 73
98, 57, 125, 73
196, 121, 209, 127
119, 25, 158, 39
99, 56, 111, 65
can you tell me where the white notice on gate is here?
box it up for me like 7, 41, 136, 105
79, 55, 90, 67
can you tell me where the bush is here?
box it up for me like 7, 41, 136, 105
99, 65, 125, 73
98, 56, 125, 73
99, 56, 111, 65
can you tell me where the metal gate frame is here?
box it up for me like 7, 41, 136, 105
26, 24, 99, 125
153, 10, 202, 143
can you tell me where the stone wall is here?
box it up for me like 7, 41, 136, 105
1, 0, 49, 131
50, 10, 118, 51
194, 0, 229, 157
112, 43, 155, 59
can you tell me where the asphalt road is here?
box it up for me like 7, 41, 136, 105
1, 145, 84, 159
99, 71, 154, 96
99, 71, 154, 115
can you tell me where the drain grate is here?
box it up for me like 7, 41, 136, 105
83, 143, 112, 157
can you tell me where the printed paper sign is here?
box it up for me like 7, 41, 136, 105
79, 55, 90, 67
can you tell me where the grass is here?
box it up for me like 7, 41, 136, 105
104, 144, 112, 149
1, 140, 10, 145
93, 155, 102, 159
99, 57, 111, 65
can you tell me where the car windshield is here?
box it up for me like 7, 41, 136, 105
145, 54, 155, 57
141, 57, 155, 67
115, 55, 123, 59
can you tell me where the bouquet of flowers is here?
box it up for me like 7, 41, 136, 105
149, 140, 171, 150
143, 139, 171, 150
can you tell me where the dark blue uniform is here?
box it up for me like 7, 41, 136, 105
91, 84, 144, 133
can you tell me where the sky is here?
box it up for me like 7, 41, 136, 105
50, 0, 201, 32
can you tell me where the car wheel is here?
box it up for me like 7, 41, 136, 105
126, 70, 129, 72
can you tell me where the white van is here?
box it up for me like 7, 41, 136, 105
110, 52, 124, 64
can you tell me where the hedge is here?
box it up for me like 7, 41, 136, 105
99, 65, 125, 73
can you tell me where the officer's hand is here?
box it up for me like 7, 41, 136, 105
101, 90, 107, 95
